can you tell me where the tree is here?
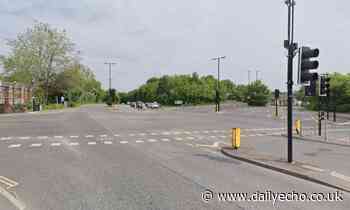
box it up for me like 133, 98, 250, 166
1, 22, 74, 104
245, 80, 270, 106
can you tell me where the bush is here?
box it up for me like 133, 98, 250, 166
336, 104, 350, 113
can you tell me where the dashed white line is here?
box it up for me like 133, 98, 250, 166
184, 131, 191, 134
88, 141, 97, 145
148, 139, 157, 142
150, 133, 157, 136
120, 141, 128, 144
30, 143, 42, 148
100, 134, 108, 138
186, 137, 195, 140
104, 141, 113, 145
209, 136, 216, 138
139, 133, 146, 136
8, 144, 21, 148
136, 140, 144, 143
38, 136, 49, 139
51, 143, 61, 146
129, 134, 135, 136
70, 135, 79, 138
219, 136, 227, 138
114, 134, 120, 137
161, 138, 170, 142
19, 136, 31, 140
0, 137, 12, 141
54, 136, 63, 139
69, 142, 79, 146
85, 135, 94, 138
175, 137, 183, 141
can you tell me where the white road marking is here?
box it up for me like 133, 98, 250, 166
330, 171, 350, 182
162, 132, 171, 135
19, 137, 30, 140
8, 144, 21, 148
186, 143, 194, 147
186, 136, 195, 140
129, 134, 135, 136
136, 140, 144, 143
70, 135, 79, 138
85, 135, 94, 138
175, 137, 183, 141
161, 138, 170, 142
139, 133, 146, 136
104, 141, 113, 145
69, 142, 79, 146
114, 134, 120, 137
88, 141, 97, 145
54, 136, 63, 139
219, 136, 227, 138
0, 137, 12, 141
210, 136, 216, 138
38, 136, 49, 139
120, 141, 128, 144
301, 165, 325, 172
173, 131, 181, 135
203, 131, 209, 133
51, 143, 61, 146
30, 143, 42, 148
212, 130, 219, 133
0, 176, 18, 189
100, 134, 108, 138
193, 131, 199, 134
184, 131, 191, 134
148, 139, 157, 142
150, 133, 157, 135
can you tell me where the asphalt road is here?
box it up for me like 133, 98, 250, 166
0, 104, 349, 210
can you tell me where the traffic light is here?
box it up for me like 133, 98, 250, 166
319, 75, 331, 97
305, 79, 317, 96
298, 46, 319, 85
274, 89, 280, 99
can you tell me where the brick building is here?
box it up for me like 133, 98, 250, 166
0, 81, 32, 113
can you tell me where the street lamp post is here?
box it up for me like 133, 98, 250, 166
104, 62, 117, 104
212, 56, 226, 112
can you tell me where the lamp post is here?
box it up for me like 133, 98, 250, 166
211, 56, 226, 112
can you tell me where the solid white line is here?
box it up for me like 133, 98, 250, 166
330, 171, 350, 182
8, 144, 21, 148
30, 143, 42, 148
148, 139, 157, 142
161, 138, 170, 142
19, 137, 30, 140
54, 136, 63, 139
88, 141, 97, 145
301, 164, 325, 172
70, 136, 79, 138
104, 141, 113, 145
136, 140, 144, 143
69, 142, 79, 146
85, 135, 94, 138
120, 141, 128, 144
51, 143, 61, 146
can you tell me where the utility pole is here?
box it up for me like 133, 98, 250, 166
285, 0, 296, 163
212, 56, 226, 112
255, 70, 260, 81
104, 62, 117, 101
248, 70, 251, 84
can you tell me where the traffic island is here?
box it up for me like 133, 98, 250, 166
221, 146, 350, 193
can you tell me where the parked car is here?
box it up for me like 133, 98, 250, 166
150, 102, 160, 109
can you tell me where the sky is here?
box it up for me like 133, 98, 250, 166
0, 0, 350, 92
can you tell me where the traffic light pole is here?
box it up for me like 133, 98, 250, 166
286, 0, 295, 163
318, 97, 322, 136
275, 98, 278, 117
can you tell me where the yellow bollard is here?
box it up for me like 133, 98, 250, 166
232, 128, 241, 149
295, 119, 301, 135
